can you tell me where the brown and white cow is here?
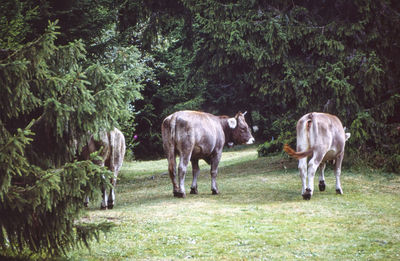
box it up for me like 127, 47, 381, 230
283, 112, 351, 200
162, 110, 255, 198
79, 128, 126, 209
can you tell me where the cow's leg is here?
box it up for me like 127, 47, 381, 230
101, 193, 108, 209
334, 153, 344, 195
99, 163, 110, 209
176, 154, 190, 198
167, 150, 179, 197
318, 162, 326, 191
84, 196, 89, 207
298, 158, 307, 196
190, 159, 200, 194
304, 154, 322, 200
101, 177, 108, 210
210, 154, 222, 195
107, 174, 117, 209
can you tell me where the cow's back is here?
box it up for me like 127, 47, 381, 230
80, 128, 125, 171
162, 111, 225, 159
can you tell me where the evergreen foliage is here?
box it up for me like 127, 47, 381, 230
119, 0, 400, 170
133, 41, 205, 159
0, 0, 143, 257
1, 0, 399, 257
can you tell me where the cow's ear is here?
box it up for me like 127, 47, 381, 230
345, 133, 351, 141
228, 118, 237, 129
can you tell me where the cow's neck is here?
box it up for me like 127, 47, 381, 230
219, 118, 234, 145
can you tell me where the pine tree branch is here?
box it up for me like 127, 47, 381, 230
0, 34, 46, 63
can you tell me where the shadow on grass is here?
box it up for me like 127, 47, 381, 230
112, 157, 305, 206
117, 184, 302, 207
119, 155, 297, 184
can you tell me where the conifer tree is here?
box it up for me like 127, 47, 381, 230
0, 1, 143, 257
120, 0, 400, 170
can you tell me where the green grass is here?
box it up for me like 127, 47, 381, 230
69, 146, 400, 260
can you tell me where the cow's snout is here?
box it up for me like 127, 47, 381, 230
246, 137, 255, 144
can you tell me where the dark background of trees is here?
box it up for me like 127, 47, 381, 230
1, 0, 399, 258
122, 0, 400, 171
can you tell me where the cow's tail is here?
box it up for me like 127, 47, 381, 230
161, 114, 176, 155
283, 144, 313, 160
111, 128, 125, 175
283, 113, 314, 160
162, 115, 175, 141
109, 130, 116, 172
169, 116, 176, 142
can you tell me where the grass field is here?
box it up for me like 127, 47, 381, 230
69, 146, 400, 260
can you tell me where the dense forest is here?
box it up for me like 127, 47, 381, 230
1, 0, 399, 257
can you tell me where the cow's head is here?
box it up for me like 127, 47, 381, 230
227, 111, 255, 146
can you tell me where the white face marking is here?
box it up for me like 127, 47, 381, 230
246, 137, 255, 144
228, 118, 237, 129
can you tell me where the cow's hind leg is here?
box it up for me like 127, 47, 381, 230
84, 196, 89, 207
210, 153, 222, 195
98, 172, 110, 209
101, 184, 108, 210
298, 158, 307, 198
166, 150, 179, 197
107, 175, 117, 209
334, 153, 344, 195
176, 153, 191, 198
318, 162, 326, 191
190, 159, 200, 194
303, 154, 322, 200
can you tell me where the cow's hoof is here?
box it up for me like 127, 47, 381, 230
212, 189, 219, 195
83, 202, 89, 208
173, 191, 186, 198
107, 204, 114, 209
190, 187, 198, 194
336, 189, 343, 195
302, 188, 312, 200
100, 205, 107, 210
319, 181, 326, 191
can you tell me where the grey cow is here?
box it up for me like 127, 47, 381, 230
284, 112, 351, 200
162, 110, 255, 198
79, 128, 126, 209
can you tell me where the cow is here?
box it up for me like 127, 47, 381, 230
161, 110, 255, 198
283, 112, 351, 200
79, 128, 126, 209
